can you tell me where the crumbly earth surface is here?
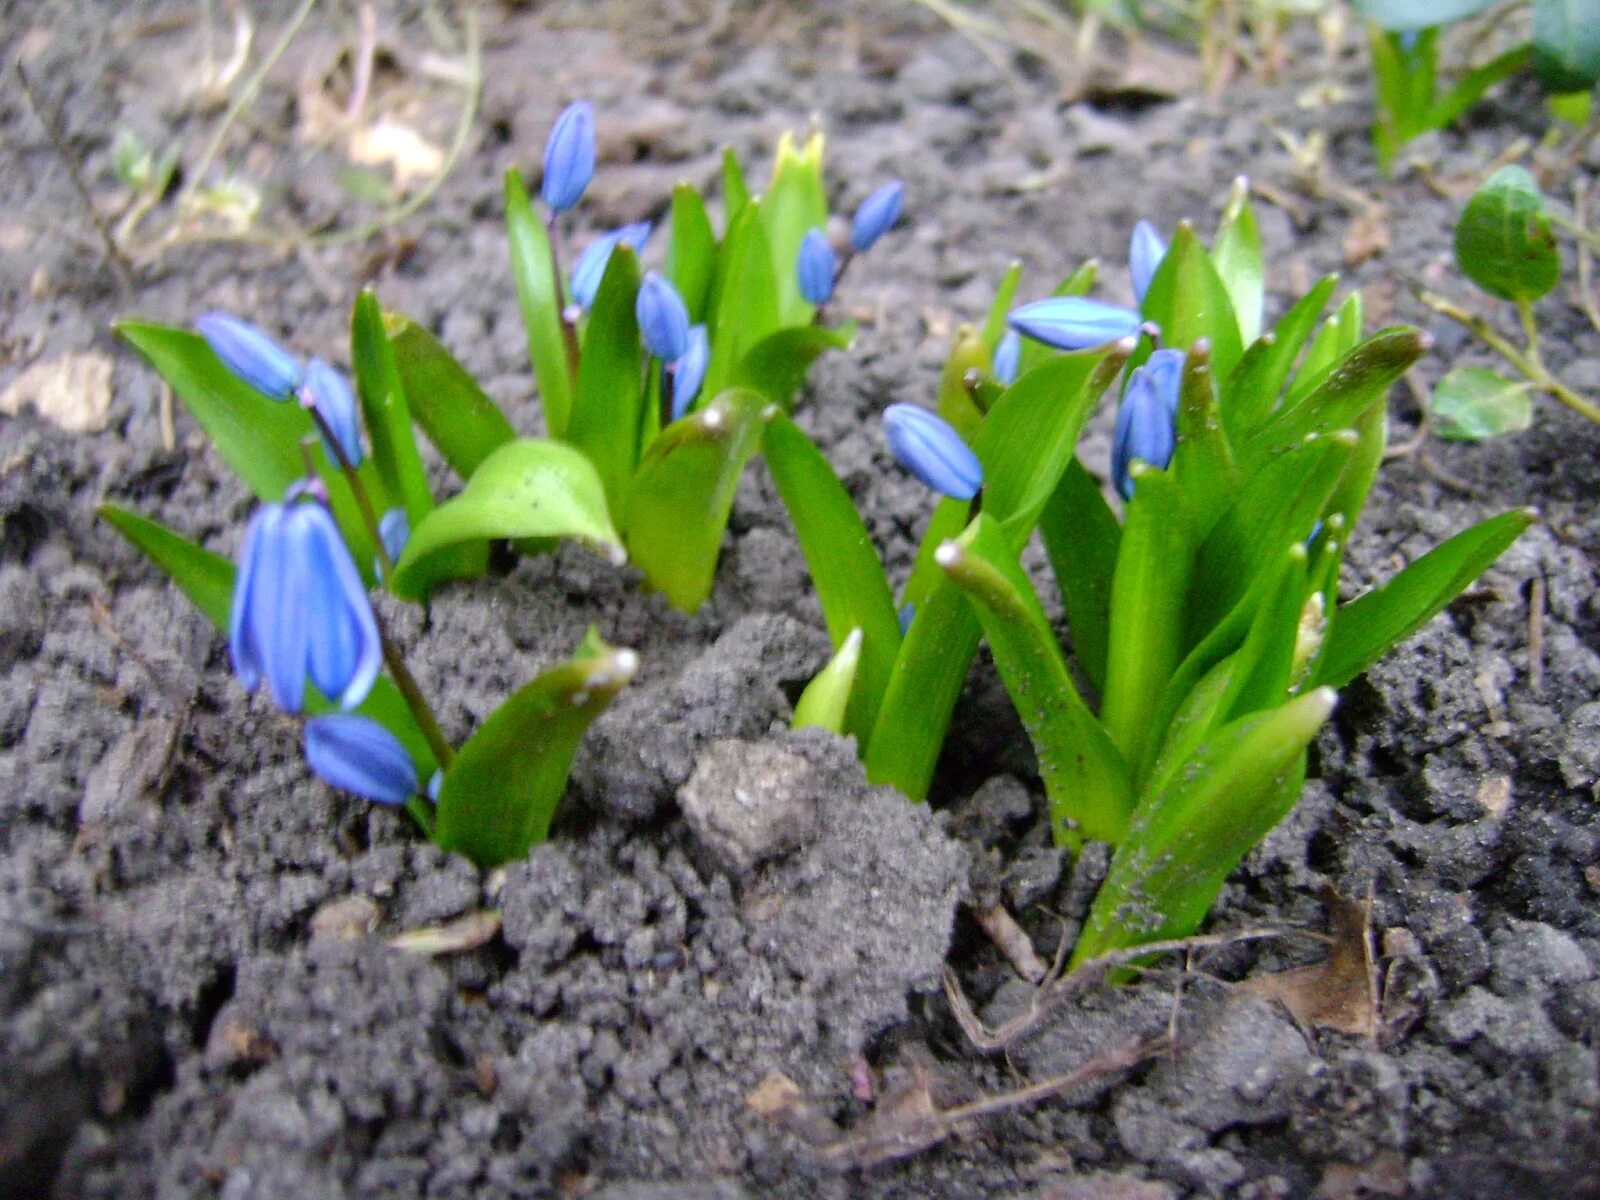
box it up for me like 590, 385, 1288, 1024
2, 2, 1598, 1197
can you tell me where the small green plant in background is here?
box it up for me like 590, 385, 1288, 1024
779, 179, 1528, 964
1355, 0, 1600, 173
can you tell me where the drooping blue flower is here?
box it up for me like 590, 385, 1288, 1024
378, 507, 410, 564
796, 228, 837, 305
670, 324, 710, 421
992, 329, 1021, 386
1010, 297, 1143, 351
541, 100, 595, 213
1129, 220, 1168, 307
851, 180, 904, 252
304, 715, 418, 806
637, 272, 690, 362
898, 602, 916, 636
230, 489, 382, 714
300, 358, 363, 467
196, 311, 304, 399
882, 404, 983, 501
570, 220, 652, 310
1112, 348, 1184, 500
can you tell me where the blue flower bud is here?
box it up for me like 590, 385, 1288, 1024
300, 358, 363, 467
851, 180, 904, 252
1009, 297, 1143, 351
1129, 220, 1168, 307
637, 272, 690, 362
230, 492, 382, 714
670, 324, 710, 421
570, 220, 652, 310
898, 602, 916, 636
1112, 348, 1183, 500
541, 100, 595, 213
196, 311, 304, 399
882, 403, 983, 501
305, 715, 418, 806
992, 329, 1021, 386
796, 228, 837, 305
378, 507, 410, 564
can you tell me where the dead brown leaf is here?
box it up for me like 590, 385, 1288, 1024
1316, 1149, 1408, 1198
387, 909, 501, 956
1244, 886, 1377, 1037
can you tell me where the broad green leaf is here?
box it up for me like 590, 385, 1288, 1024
760, 130, 829, 327
434, 636, 638, 866
1140, 223, 1244, 382
1367, 24, 1426, 173
391, 439, 619, 601
666, 183, 716, 322
623, 389, 765, 611
1533, 0, 1600, 90
505, 168, 575, 436
1039, 458, 1121, 695
1316, 508, 1534, 688
1221, 275, 1339, 440
703, 205, 780, 399
792, 628, 863, 735
1454, 165, 1560, 303
566, 245, 645, 512
1172, 340, 1237, 515
762, 414, 900, 741
1217, 543, 1310, 723
722, 146, 750, 228
982, 261, 1024, 350
1432, 367, 1535, 440
940, 515, 1133, 846
1072, 690, 1331, 966
1352, 0, 1495, 31
731, 322, 855, 412
385, 312, 516, 480
351, 291, 432, 524
1211, 177, 1264, 345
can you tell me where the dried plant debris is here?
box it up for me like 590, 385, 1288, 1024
1244, 886, 1379, 1037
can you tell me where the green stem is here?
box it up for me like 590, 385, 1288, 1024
381, 629, 454, 770
305, 405, 395, 578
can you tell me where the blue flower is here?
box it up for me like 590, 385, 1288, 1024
1009, 297, 1143, 351
378, 507, 410, 564
992, 329, 1021, 385
1129, 220, 1168, 307
851, 180, 904, 252
796, 228, 837, 305
541, 100, 595, 213
1112, 348, 1184, 500
230, 490, 382, 714
570, 220, 652, 310
671, 324, 710, 421
637, 272, 690, 362
300, 358, 363, 467
883, 404, 983, 501
304, 715, 418, 806
898, 602, 916, 636
196, 311, 304, 399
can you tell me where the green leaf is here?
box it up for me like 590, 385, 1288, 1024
936, 326, 993, 442
760, 130, 829, 328
623, 389, 766, 611
1454, 165, 1561, 303
1039, 458, 1121, 695
721, 146, 750, 228
1141, 223, 1244, 382
385, 312, 516, 480
666, 183, 717, 322
505, 168, 575, 437
1221, 275, 1339, 441
1211, 177, 1264, 345
731, 322, 855, 412
1432, 367, 1534, 440
1316, 508, 1534, 688
762, 414, 900, 742
391, 439, 620, 601
792, 628, 863, 735
1430, 44, 1532, 130
1172, 340, 1238, 516
434, 636, 638, 866
1533, 0, 1600, 89
703, 205, 780, 400
351, 291, 432, 524
567, 245, 645, 512
982, 261, 1024, 350
940, 514, 1133, 846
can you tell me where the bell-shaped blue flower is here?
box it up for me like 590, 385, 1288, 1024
1009, 296, 1143, 351
992, 329, 1021, 386
796, 228, 837, 305
1129, 220, 1168, 307
851, 180, 904, 252
541, 100, 595, 214
1112, 348, 1184, 500
300, 358, 363, 467
230, 490, 382, 714
305, 715, 418, 806
637, 272, 690, 362
670, 324, 710, 421
378, 507, 410, 564
570, 220, 651, 310
196, 311, 304, 399
883, 404, 983, 501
